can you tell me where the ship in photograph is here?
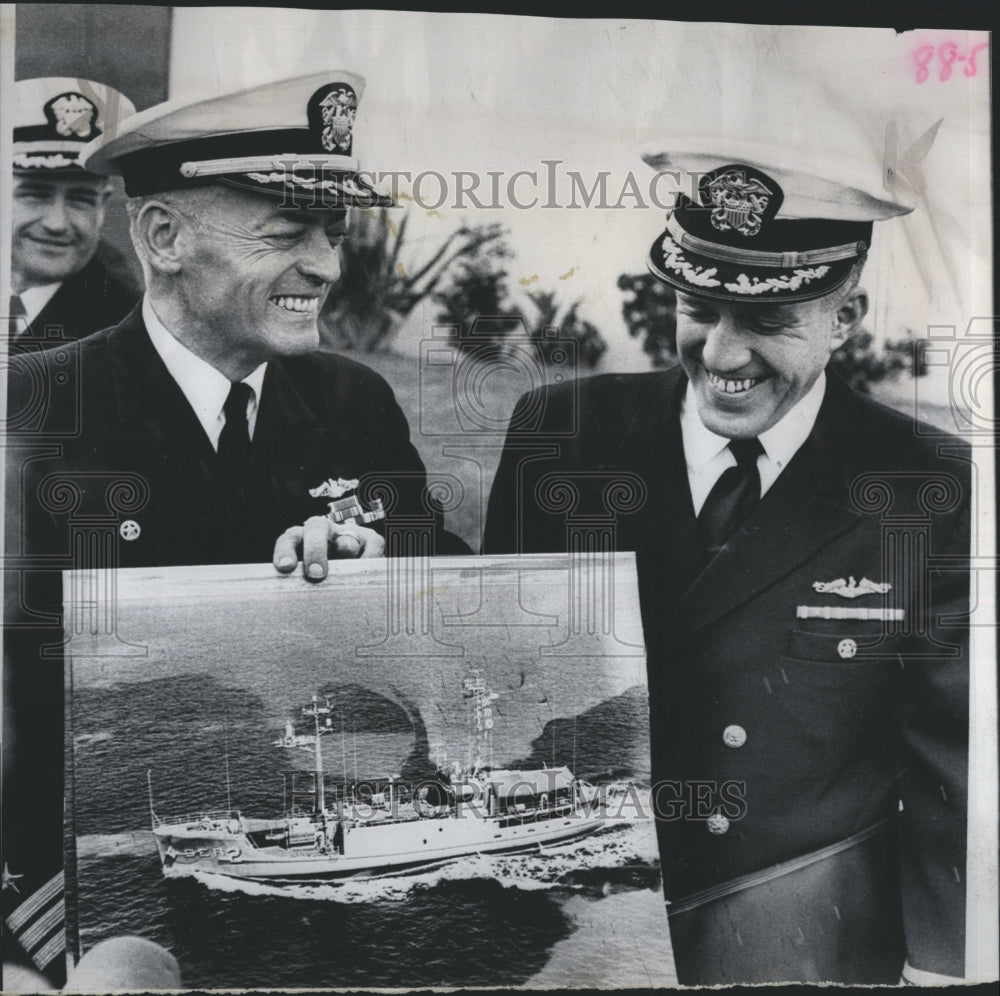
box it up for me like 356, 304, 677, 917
148, 672, 605, 883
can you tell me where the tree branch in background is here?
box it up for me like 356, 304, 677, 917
617, 272, 678, 368
322, 207, 609, 371
433, 240, 608, 372
319, 210, 507, 354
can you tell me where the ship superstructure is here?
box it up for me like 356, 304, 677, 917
149, 673, 603, 882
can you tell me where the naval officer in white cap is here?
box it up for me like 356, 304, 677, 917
485, 143, 970, 985
8, 77, 139, 352
8, 71, 467, 574
3, 76, 142, 990
3, 73, 466, 987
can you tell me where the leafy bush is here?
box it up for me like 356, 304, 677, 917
433, 238, 607, 370
320, 210, 506, 353
617, 272, 677, 367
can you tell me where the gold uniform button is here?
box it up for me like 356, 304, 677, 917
706, 812, 730, 835
838, 638, 857, 659
119, 519, 141, 541
723, 725, 747, 748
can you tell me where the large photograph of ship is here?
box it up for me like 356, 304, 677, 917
66, 554, 672, 988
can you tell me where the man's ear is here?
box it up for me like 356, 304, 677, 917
135, 202, 184, 276
94, 184, 112, 224
830, 285, 869, 351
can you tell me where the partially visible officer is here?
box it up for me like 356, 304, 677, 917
3, 71, 466, 987
8, 78, 140, 352
485, 146, 970, 985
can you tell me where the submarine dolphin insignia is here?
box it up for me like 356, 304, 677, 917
148, 673, 605, 881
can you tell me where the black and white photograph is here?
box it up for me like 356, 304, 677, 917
1, 3, 995, 991
65, 555, 665, 990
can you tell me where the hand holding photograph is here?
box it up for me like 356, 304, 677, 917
65, 555, 667, 990
1, 3, 994, 992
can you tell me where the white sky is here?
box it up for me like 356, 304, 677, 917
169, 9, 992, 368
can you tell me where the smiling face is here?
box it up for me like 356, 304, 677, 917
167, 185, 346, 377
12, 172, 110, 290
674, 286, 866, 439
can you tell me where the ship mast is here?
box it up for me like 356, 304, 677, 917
146, 770, 157, 829
462, 670, 499, 775
303, 696, 332, 815
224, 726, 233, 815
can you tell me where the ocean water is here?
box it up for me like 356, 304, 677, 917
74, 823, 669, 989
68, 570, 670, 989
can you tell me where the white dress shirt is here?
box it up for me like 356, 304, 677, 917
19, 282, 62, 324
680, 372, 827, 515
142, 296, 266, 451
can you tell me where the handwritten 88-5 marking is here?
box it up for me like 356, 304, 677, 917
913, 41, 989, 83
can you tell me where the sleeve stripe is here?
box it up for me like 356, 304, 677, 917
5, 872, 64, 932
19, 901, 64, 951
32, 928, 67, 970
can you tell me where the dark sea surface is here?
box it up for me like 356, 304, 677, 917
69, 594, 668, 989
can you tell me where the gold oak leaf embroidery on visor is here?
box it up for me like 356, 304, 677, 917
723, 267, 831, 296
658, 234, 722, 288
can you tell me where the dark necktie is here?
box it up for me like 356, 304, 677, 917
217, 381, 254, 466
8, 293, 28, 342
697, 437, 764, 559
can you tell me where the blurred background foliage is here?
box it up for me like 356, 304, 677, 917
320, 210, 508, 354
321, 209, 607, 372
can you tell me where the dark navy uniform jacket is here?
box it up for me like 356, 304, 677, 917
2, 307, 467, 982
484, 365, 969, 985
9, 252, 139, 355
5, 305, 464, 568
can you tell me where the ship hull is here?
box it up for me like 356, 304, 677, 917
153, 809, 603, 882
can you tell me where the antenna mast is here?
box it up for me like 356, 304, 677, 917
572, 714, 577, 774
147, 770, 156, 829
224, 727, 233, 814
302, 695, 329, 815
341, 711, 348, 790
461, 669, 497, 775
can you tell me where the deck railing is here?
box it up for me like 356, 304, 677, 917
151, 810, 238, 829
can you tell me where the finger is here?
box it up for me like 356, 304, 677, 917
332, 522, 384, 559
357, 526, 385, 558
273, 525, 303, 573
301, 515, 333, 581
328, 521, 368, 559
330, 528, 363, 559
326, 523, 385, 559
